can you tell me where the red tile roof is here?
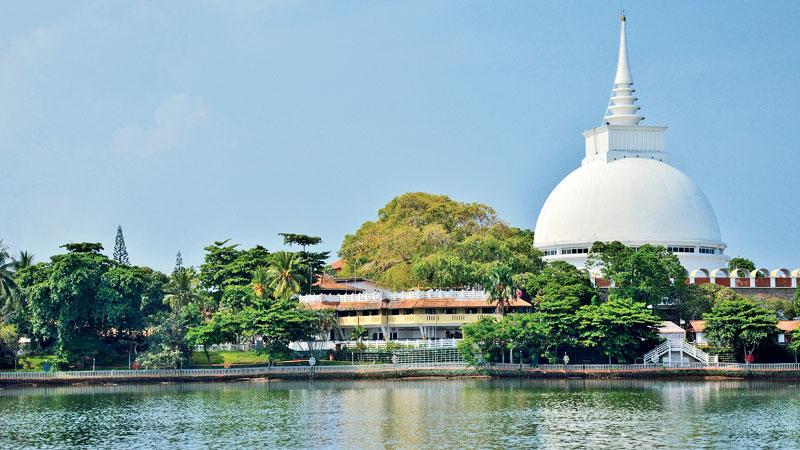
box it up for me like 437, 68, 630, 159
331, 259, 345, 271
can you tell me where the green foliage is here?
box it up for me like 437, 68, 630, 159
199, 240, 271, 306
279, 233, 322, 248
350, 325, 368, 342
789, 330, 800, 362
588, 241, 686, 306
60, 242, 103, 254
0, 241, 18, 309
113, 225, 130, 265
576, 294, 663, 363
341, 192, 542, 289
0, 324, 20, 361
757, 295, 799, 320
459, 316, 500, 367
17, 247, 168, 367
704, 293, 777, 360
266, 252, 304, 298
728, 257, 756, 274
135, 347, 184, 369
675, 283, 721, 320
518, 261, 596, 360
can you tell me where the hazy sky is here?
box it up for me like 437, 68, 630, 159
2, 1, 799, 272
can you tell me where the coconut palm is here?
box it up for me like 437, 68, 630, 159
164, 267, 206, 314
0, 242, 17, 304
251, 266, 270, 299
266, 252, 303, 298
12, 251, 34, 271
487, 264, 515, 315
350, 325, 368, 342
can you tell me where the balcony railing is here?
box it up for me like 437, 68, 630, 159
300, 289, 488, 304
335, 313, 499, 327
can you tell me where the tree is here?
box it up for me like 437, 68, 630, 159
486, 264, 515, 315
266, 252, 303, 298
0, 241, 17, 310
18, 244, 167, 367
789, 330, 800, 363
495, 314, 550, 364
113, 226, 130, 265
199, 240, 271, 306
703, 294, 777, 361
0, 324, 20, 368
517, 261, 596, 361
577, 294, 663, 363
458, 316, 500, 367
588, 241, 686, 306
12, 251, 34, 271
339, 192, 505, 289
350, 325, 368, 342
61, 242, 103, 253
164, 267, 207, 314
186, 310, 240, 363
728, 257, 756, 274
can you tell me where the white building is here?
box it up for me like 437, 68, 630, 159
533, 15, 729, 273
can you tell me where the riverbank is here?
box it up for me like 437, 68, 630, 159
3, 362, 800, 386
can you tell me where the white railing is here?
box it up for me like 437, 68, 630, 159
643, 340, 713, 364
194, 343, 252, 352
333, 338, 461, 350
299, 289, 488, 304
4, 362, 800, 382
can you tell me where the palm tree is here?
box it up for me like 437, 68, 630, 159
266, 252, 303, 298
0, 242, 17, 305
12, 251, 34, 271
487, 264, 515, 315
251, 266, 270, 299
350, 325, 368, 342
164, 267, 206, 314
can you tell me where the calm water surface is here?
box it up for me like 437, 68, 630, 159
0, 378, 798, 449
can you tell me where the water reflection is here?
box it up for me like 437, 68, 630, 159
1, 379, 799, 448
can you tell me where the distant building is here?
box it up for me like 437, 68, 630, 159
534, 15, 729, 272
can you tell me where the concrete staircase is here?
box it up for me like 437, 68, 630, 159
643, 340, 718, 364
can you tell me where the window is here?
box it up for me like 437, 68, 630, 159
481, 307, 494, 314
403, 309, 413, 315
425, 308, 436, 315
445, 308, 456, 314
390, 309, 400, 315
466, 308, 478, 314
668, 246, 695, 254
543, 249, 557, 256
561, 247, 589, 255
699, 247, 716, 254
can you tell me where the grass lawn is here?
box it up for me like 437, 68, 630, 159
190, 351, 271, 367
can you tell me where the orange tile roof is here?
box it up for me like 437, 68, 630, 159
778, 320, 800, 332
687, 320, 706, 332
303, 297, 531, 311
331, 259, 345, 270
313, 274, 363, 292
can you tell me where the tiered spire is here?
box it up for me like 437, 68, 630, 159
603, 14, 644, 126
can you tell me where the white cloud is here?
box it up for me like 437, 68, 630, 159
112, 94, 210, 155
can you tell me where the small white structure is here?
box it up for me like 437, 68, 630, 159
644, 321, 714, 364
533, 15, 729, 272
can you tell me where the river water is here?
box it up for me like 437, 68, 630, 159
0, 378, 798, 449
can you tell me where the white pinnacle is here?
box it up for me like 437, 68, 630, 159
603, 14, 644, 126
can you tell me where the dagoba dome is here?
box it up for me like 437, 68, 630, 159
533, 15, 729, 272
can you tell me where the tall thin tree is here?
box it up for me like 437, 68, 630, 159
113, 225, 130, 265
175, 251, 183, 272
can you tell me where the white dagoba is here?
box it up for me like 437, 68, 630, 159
533, 15, 729, 272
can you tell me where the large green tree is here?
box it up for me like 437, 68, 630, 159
588, 241, 686, 306
341, 192, 542, 289
17, 243, 168, 367
576, 294, 662, 363
199, 240, 271, 306
728, 257, 756, 274
703, 293, 777, 361
0, 241, 17, 310
517, 261, 597, 361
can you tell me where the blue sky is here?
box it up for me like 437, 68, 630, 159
2, 1, 798, 272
